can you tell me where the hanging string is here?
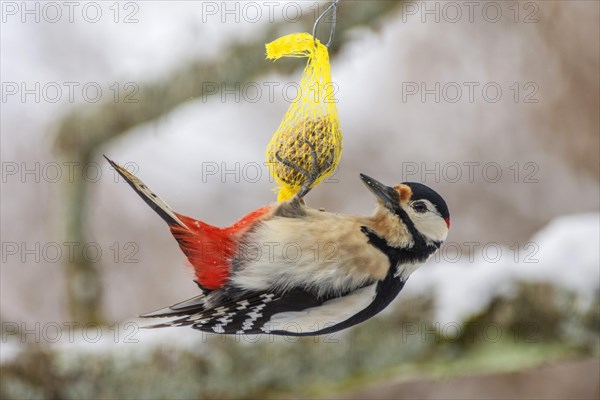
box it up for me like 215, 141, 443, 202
312, 0, 341, 48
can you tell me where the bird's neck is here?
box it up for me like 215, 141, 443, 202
360, 207, 441, 280
358, 208, 413, 249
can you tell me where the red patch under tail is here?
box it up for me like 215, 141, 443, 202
170, 206, 273, 290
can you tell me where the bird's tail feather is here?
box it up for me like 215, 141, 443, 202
139, 292, 209, 318
105, 155, 232, 290
104, 155, 188, 229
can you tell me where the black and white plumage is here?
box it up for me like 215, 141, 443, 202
108, 155, 450, 336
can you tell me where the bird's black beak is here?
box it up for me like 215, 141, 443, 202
360, 174, 399, 211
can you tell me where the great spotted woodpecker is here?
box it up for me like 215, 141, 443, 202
105, 152, 449, 336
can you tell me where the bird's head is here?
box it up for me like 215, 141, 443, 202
360, 174, 450, 245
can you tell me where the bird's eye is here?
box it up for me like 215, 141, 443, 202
412, 201, 428, 213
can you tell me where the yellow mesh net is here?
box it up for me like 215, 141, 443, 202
265, 32, 342, 202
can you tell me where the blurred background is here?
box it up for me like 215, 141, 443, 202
1, 1, 598, 399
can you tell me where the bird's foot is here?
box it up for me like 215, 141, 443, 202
275, 140, 334, 201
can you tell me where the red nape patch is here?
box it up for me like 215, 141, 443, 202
445, 217, 450, 229
169, 206, 273, 290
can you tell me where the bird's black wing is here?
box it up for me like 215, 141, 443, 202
139, 281, 213, 318
142, 288, 328, 335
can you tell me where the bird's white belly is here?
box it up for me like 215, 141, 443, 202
261, 284, 378, 334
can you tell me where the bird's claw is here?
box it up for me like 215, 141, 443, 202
275, 139, 334, 201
